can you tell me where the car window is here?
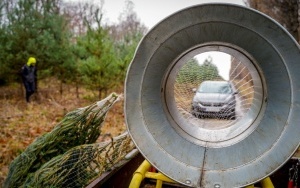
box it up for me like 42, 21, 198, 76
219, 85, 232, 94
198, 82, 232, 94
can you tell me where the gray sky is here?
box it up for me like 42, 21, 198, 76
100, 0, 246, 80
102, 0, 246, 29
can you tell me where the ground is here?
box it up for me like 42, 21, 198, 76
0, 78, 126, 185
1, 78, 300, 187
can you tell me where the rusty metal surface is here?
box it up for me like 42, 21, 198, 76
125, 3, 300, 188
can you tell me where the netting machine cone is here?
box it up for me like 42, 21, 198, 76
125, 3, 300, 188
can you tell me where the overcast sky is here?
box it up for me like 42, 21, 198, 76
102, 0, 246, 29
99, 0, 247, 80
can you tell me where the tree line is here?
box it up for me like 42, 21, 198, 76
0, 0, 147, 98
1, 0, 299, 99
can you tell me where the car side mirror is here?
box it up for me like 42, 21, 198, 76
192, 88, 197, 93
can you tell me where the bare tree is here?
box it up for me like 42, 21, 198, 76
62, 0, 104, 39
246, 0, 300, 43
108, 0, 147, 42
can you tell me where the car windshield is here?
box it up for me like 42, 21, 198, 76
198, 82, 232, 94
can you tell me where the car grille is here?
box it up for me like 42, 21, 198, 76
200, 102, 224, 107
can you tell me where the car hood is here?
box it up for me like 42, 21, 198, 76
193, 93, 231, 103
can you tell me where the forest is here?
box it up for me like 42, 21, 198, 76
1, 0, 299, 96
0, 0, 149, 185
0, 0, 300, 186
0, 0, 148, 99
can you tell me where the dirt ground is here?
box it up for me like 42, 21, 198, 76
0, 78, 126, 185
1, 78, 300, 187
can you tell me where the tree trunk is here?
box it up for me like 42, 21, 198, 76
60, 79, 63, 96
98, 88, 102, 99
246, 0, 300, 43
76, 82, 79, 99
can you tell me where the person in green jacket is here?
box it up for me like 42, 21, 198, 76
21, 57, 37, 102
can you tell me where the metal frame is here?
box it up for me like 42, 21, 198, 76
125, 3, 300, 187
129, 160, 274, 188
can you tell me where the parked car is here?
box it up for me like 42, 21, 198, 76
191, 81, 237, 119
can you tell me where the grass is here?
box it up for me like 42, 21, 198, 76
0, 78, 126, 185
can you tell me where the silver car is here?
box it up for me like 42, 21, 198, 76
191, 81, 237, 119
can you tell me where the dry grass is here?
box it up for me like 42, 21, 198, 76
2, 78, 300, 187
0, 78, 126, 185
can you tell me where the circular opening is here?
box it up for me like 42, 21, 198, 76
164, 44, 265, 147
176, 52, 252, 129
